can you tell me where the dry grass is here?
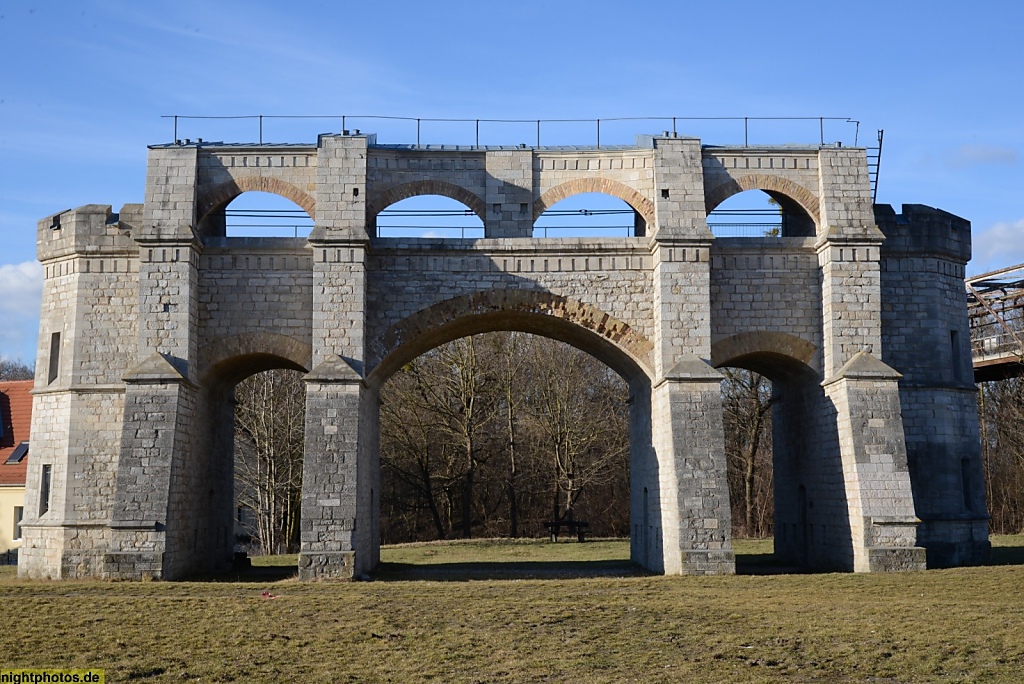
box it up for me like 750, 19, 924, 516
1, 537, 1023, 682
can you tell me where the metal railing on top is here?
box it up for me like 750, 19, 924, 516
162, 114, 865, 149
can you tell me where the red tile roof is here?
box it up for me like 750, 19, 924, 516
0, 380, 33, 487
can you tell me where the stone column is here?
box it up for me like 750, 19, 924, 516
652, 358, 734, 574
816, 149, 924, 571
823, 352, 926, 571
299, 357, 365, 579
484, 149, 534, 238
646, 135, 735, 575
299, 133, 373, 579
106, 354, 196, 579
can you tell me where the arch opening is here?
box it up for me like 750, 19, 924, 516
532, 192, 646, 238
714, 346, 852, 573
533, 180, 655, 236
199, 191, 314, 240
365, 304, 663, 577
168, 350, 311, 578
379, 333, 631, 548
373, 195, 484, 239
708, 189, 816, 239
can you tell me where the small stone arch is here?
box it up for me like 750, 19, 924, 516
369, 290, 654, 387
533, 178, 656, 227
197, 176, 316, 225
367, 180, 487, 223
712, 330, 819, 382
704, 174, 820, 226
199, 332, 313, 388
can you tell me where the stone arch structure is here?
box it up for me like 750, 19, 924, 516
712, 331, 819, 379
361, 291, 675, 573
532, 177, 656, 227
197, 176, 317, 225
200, 332, 313, 387
369, 290, 654, 386
704, 174, 821, 226
367, 180, 487, 224
19, 133, 989, 581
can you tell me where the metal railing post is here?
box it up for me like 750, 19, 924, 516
536, 120, 541, 148
819, 117, 824, 146
259, 115, 263, 145
173, 115, 178, 142
672, 117, 677, 137
476, 119, 479, 148
596, 119, 601, 149
342, 115, 346, 133
744, 117, 748, 147
416, 118, 421, 148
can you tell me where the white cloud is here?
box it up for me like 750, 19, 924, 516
0, 260, 43, 364
949, 145, 1018, 169
970, 220, 1024, 276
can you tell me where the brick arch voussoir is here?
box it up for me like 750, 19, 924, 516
532, 178, 656, 226
367, 180, 486, 223
198, 176, 316, 223
704, 174, 820, 225
371, 290, 654, 383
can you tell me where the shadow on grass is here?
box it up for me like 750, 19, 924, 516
735, 552, 810, 575
987, 544, 1024, 566
187, 564, 299, 583
372, 559, 645, 582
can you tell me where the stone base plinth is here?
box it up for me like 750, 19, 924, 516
298, 551, 356, 580
680, 549, 736, 575
864, 546, 927, 572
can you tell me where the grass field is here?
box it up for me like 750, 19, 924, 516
1, 537, 1023, 682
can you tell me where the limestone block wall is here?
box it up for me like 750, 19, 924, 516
877, 204, 988, 566
20, 205, 141, 579
709, 238, 822, 368
197, 240, 314, 367
366, 148, 487, 228
533, 148, 656, 231
195, 147, 318, 221
702, 148, 821, 226
364, 238, 655, 374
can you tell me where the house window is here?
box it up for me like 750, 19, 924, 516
13, 506, 23, 541
4, 442, 28, 465
40, 464, 52, 516
47, 332, 61, 385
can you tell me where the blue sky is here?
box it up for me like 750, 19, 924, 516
2, 0, 1023, 363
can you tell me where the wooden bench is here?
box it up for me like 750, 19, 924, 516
543, 519, 589, 542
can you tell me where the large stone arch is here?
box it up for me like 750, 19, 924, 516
197, 176, 317, 225
533, 178, 656, 227
368, 289, 654, 388
199, 331, 313, 388
367, 180, 487, 223
704, 174, 820, 226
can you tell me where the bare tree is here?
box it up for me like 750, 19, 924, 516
379, 332, 632, 543
722, 368, 775, 538
522, 337, 629, 524
979, 376, 1024, 533
234, 369, 305, 554
0, 359, 34, 381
